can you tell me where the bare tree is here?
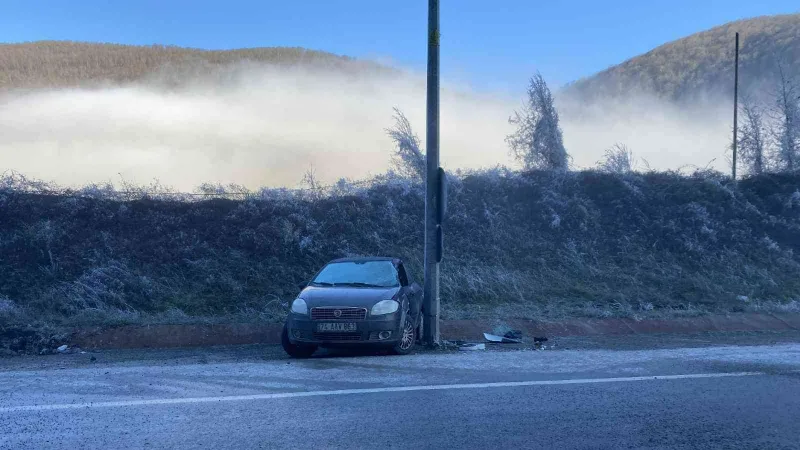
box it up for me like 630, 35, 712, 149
737, 97, 769, 175
386, 107, 425, 180
302, 164, 324, 200
772, 64, 800, 172
506, 72, 569, 171
597, 143, 635, 173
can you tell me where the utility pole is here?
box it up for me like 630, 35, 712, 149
732, 32, 739, 181
423, 0, 441, 346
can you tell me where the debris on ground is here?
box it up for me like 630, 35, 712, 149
438, 340, 464, 350
491, 324, 514, 337
2, 327, 70, 356
483, 333, 522, 344
503, 329, 524, 341
533, 337, 549, 350
56, 345, 69, 353
483, 333, 503, 343
458, 343, 486, 351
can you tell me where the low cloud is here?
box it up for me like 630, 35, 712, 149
0, 65, 733, 190
560, 94, 732, 171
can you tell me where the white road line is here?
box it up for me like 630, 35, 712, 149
0, 371, 764, 413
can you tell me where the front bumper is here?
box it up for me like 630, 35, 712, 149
287, 312, 402, 345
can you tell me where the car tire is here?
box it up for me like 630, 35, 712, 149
391, 315, 416, 355
281, 324, 317, 358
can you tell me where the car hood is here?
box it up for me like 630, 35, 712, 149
300, 286, 401, 308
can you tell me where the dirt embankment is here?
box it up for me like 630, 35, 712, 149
3, 312, 798, 355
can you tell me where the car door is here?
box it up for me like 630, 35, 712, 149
396, 261, 422, 324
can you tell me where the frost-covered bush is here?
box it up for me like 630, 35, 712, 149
789, 190, 800, 209
0, 296, 16, 314
1, 169, 799, 327
506, 73, 569, 170
597, 143, 636, 173
386, 108, 425, 180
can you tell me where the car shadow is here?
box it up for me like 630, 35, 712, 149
313, 346, 398, 359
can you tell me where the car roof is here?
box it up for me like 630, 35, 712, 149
329, 256, 400, 264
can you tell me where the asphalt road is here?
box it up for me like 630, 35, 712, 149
1, 340, 799, 449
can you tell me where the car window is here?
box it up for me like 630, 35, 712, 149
397, 263, 410, 286
312, 261, 400, 288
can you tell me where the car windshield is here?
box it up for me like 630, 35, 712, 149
311, 261, 399, 288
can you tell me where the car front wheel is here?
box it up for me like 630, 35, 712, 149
392, 316, 416, 355
281, 324, 317, 358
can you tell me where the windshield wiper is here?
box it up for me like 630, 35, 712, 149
310, 281, 336, 287
339, 282, 389, 288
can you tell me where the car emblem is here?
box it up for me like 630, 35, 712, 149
333, 309, 342, 318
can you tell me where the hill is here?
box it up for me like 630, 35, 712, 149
2, 169, 799, 352
566, 14, 800, 102
0, 41, 391, 90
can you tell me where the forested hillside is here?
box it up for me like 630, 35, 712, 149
0, 41, 390, 89
567, 14, 800, 102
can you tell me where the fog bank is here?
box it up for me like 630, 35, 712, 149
0, 66, 733, 190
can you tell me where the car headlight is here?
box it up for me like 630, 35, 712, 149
291, 298, 308, 315
371, 299, 399, 316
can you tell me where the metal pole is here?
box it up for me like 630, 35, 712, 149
422, 0, 440, 346
732, 32, 739, 181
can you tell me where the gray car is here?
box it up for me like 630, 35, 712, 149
282, 257, 423, 358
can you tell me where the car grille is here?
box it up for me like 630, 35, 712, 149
313, 332, 363, 341
311, 307, 367, 321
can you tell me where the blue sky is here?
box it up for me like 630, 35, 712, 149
2, 1, 798, 92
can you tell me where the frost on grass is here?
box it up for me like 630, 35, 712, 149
0, 296, 17, 314
1, 169, 800, 327
762, 236, 781, 252
789, 190, 800, 209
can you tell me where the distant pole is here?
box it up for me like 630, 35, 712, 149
732, 32, 739, 181
422, 0, 440, 346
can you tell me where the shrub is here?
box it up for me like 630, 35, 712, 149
1, 170, 799, 326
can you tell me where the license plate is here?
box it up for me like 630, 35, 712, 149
316, 322, 357, 332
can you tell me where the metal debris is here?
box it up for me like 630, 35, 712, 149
483, 333, 522, 344
503, 329, 524, 341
